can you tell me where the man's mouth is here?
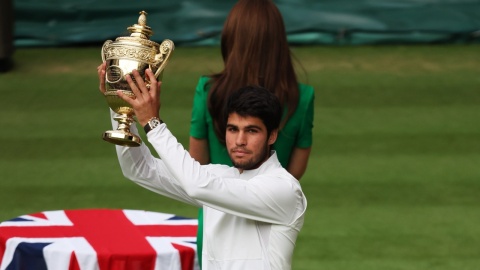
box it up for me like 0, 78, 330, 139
232, 148, 251, 155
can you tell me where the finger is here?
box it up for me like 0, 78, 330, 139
96, 62, 104, 73
125, 73, 143, 100
131, 69, 149, 98
98, 62, 106, 93
116, 90, 136, 106
155, 81, 162, 100
145, 68, 157, 87
145, 69, 158, 98
96, 62, 105, 71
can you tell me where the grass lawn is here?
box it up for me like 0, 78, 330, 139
1, 44, 479, 269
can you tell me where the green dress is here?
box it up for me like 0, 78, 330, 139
189, 76, 315, 267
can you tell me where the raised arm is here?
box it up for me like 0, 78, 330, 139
97, 63, 199, 206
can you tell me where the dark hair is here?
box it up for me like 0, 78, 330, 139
226, 86, 282, 138
208, 0, 299, 144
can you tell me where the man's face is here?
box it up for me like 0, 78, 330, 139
226, 113, 278, 172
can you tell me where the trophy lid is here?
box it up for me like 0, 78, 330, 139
127, 11, 154, 40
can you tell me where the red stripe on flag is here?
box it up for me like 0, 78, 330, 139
28, 212, 48, 220
65, 209, 156, 270
69, 251, 81, 270
172, 243, 195, 270
138, 225, 197, 237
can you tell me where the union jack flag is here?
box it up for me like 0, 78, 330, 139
0, 209, 199, 270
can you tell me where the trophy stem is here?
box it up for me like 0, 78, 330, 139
102, 114, 142, 147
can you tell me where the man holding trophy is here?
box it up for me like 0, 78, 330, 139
98, 11, 306, 270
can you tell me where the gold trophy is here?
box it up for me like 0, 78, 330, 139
101, 11, 174, 147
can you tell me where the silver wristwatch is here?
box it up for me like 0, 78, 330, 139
143, 117, 162, 134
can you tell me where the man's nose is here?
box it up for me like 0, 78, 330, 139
235, 131, 246, 146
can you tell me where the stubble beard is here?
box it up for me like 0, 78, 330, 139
230, 143, 270, 171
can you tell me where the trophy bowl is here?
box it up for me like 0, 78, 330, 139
101, 11, 174, 147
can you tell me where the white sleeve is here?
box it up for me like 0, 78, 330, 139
147, 124, 306, 225
109, 110, 201, 207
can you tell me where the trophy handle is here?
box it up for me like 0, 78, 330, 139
153, 39, 175, 78
101, 40, 113, 62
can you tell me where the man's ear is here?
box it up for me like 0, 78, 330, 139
268, 129, 278, 145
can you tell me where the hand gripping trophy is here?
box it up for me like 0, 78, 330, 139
101, 11, 174, 147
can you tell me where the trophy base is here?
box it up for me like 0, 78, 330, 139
102, 130, 142, 147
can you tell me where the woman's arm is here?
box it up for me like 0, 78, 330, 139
189, 137, 210, 165
286, 147, 311, 180
287, 84, 315, 180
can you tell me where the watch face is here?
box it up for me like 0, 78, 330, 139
150, 118, 161, 128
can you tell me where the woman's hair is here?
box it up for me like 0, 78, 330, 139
207, 0, 299, 144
